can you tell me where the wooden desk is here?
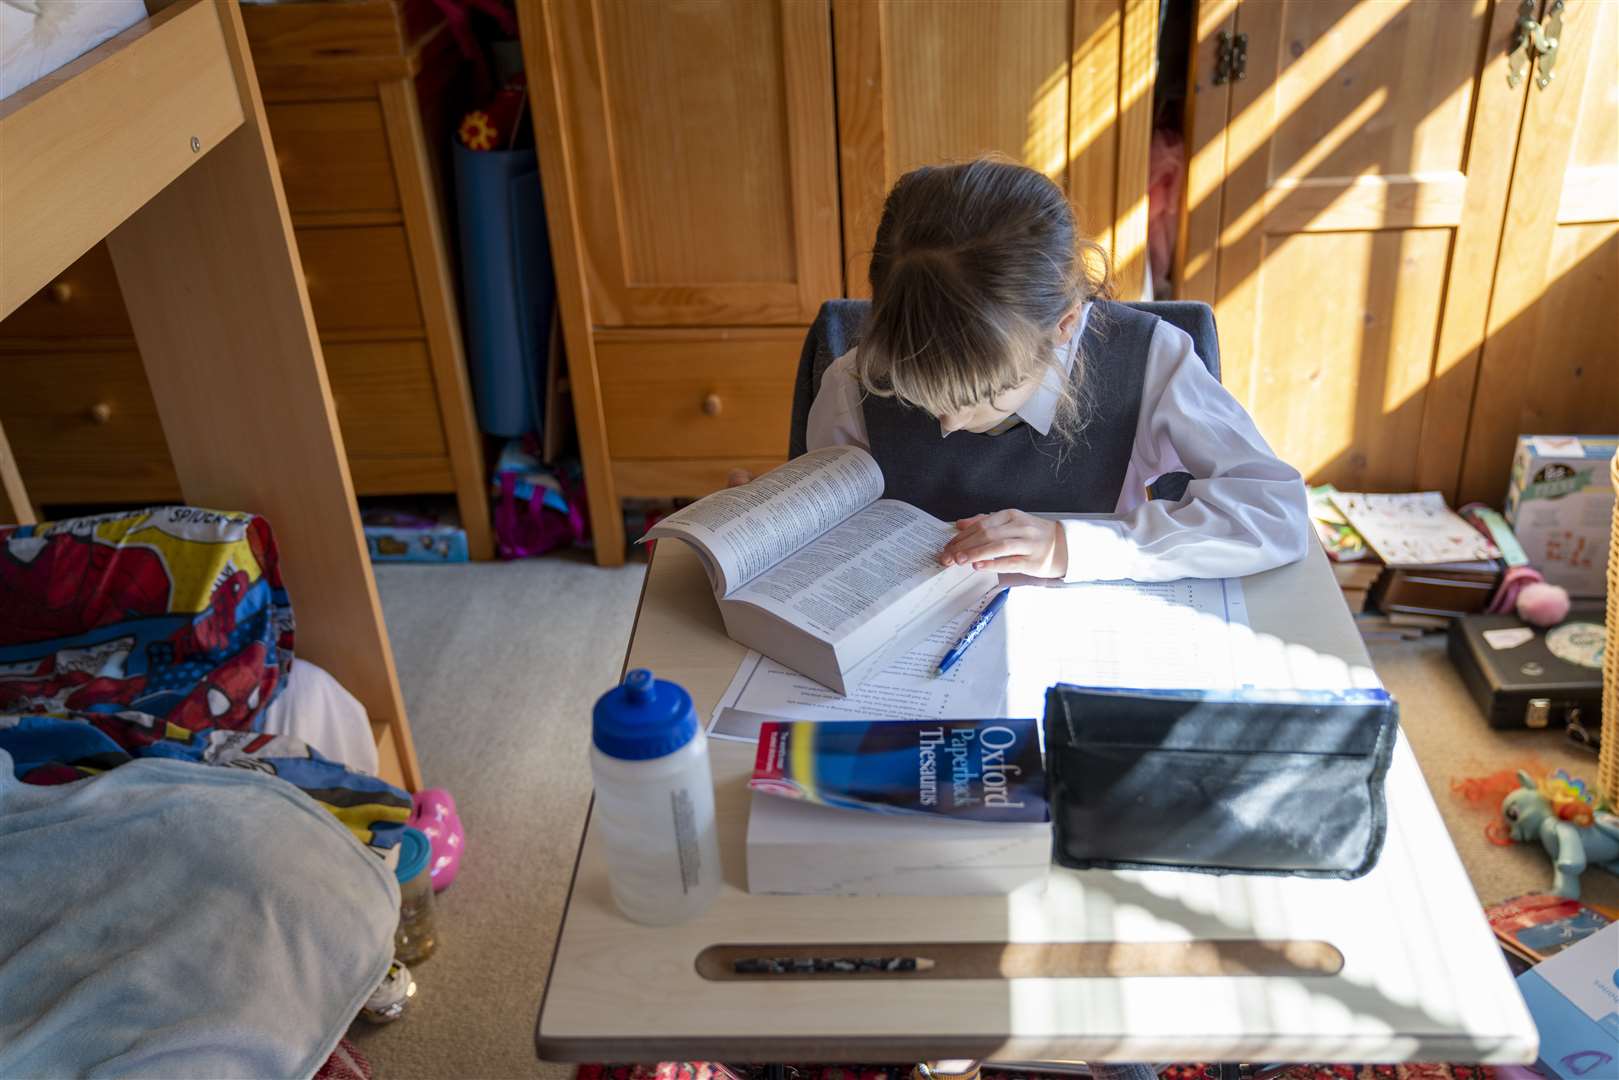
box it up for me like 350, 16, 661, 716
536, 543, 1538, 1065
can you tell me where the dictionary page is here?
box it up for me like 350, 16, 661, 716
644, 446, 884, 596
727, 499, 974, 643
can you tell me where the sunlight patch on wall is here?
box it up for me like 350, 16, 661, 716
1024, 65, 1070, 182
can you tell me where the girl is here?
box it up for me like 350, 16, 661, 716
803, 158, 1309, 582
796, 161, 1307, 1080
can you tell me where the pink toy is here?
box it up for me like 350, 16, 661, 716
1485, 564, 1572, 627
1515, 580, 1571, 627
409, 788, 465, 892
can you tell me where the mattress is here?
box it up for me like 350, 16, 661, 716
1, 0, 148, 103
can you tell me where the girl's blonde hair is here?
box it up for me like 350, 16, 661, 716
856, 158, 1113, 444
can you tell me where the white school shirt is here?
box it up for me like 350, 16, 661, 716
803, 306, 1311, 582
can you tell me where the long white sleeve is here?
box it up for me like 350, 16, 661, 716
1060, 321, 1310, 581
802, 324, 1311, 583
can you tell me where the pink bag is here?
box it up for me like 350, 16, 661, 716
494, 469, 586, 559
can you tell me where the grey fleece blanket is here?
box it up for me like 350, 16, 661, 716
0, 750, 398, 1079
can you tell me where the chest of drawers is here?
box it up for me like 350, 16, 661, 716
0, 0, 491, 558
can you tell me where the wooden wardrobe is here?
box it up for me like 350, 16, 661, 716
1179, 0, 1618, 506
519, 0, 1160, 566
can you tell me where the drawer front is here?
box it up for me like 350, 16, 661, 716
298, 226, 422, 336
0, 351, 179, 505
0, 229, 421, 342
0, 245, 132, 341
0, 344, 453, 507
267, 100, 400, 216
613, 458, 786, 500
324, 340, 448, 460
597, 330, 801, 460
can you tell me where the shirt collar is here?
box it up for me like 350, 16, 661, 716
1013, 301, 1089, 437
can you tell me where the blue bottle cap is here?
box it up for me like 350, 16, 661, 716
592, 668, 697, 761
395, 826, 431, 885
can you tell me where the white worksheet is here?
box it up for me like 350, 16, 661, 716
709, 590, 1013, 742
1002, 577, 1250, 718
709, 577, 1286, 742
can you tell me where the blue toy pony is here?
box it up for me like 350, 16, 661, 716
1499, 769, 1619, 899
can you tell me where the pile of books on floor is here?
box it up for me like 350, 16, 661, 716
1309, 485, 1383, 615
1310, 486, 1504, 639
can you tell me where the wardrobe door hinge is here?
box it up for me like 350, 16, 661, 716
1213, 30, 1248, 86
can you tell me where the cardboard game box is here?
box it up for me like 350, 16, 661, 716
1486, 893, 1617, 964
1515, 921, 1619, 1080
1504, 435, 1616, 598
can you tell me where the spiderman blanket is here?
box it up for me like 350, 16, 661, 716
0, 507, 410, 846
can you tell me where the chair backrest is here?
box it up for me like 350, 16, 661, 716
788, 299, 1221, 458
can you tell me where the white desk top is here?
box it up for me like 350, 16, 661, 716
536, 542, 1537, 1065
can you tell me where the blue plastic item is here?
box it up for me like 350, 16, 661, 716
394, 826, 432, 885
452, 141, 554, 438
364, 524, 470, 563
592, 669, 698, 762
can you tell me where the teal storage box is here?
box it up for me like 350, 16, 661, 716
365, 525, 469, 563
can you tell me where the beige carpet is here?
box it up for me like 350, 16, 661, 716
351, 554, 647, 1080
351, 558, 1616, 1078
1363, 635, 1617, 912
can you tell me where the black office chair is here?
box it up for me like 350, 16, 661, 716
788, 299, 1220, 459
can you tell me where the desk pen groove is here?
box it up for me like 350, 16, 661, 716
695, 941, 1344, 981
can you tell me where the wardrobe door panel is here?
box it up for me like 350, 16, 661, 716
1188, 0, 1530, 496
551, 0, 841, 325
835, 0, 1157, 298
1459, 0, 1619, 504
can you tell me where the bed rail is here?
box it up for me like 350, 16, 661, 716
0, 0, 244, 318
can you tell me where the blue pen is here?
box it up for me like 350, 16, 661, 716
935, 588, 1009, 676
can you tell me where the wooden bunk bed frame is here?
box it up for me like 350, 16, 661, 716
0, 0, 421, 792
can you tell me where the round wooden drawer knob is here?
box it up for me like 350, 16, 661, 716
88, 402, 113, 424
701, 393, 722, 417
49, 281, 73, 304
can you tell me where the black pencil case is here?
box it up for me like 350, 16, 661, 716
1042, 685, 1398, 878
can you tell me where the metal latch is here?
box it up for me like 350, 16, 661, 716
1526, 697, 1551, 728
1508, 0, 1564, 90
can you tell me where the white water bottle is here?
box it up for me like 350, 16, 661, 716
590, 668, 722, 924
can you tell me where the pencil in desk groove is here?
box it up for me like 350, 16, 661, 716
733, 956, 936, 975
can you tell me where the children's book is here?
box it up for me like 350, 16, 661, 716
1515, 922, 1619, 1080
1309, 483, 1372, 563
645, 447, 996, 694
1328, 491, 1500, 568
750, 718, 1048, 822
1486, 893, 1618, 964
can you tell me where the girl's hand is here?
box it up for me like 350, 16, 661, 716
939, 510, 1068, 578
726, 468, 754, 488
